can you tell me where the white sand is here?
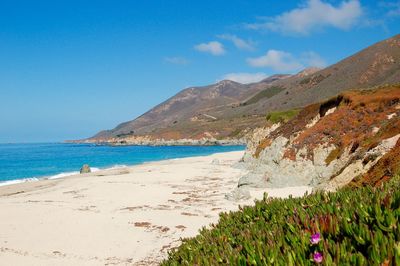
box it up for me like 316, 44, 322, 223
0, 151, 311, 265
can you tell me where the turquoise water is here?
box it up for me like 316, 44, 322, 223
0, 143, 244, 185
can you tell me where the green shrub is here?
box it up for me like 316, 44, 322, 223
266, 109, 300, 124
162, 176, 400, 265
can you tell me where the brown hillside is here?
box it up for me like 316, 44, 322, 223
245, 34, 400, 115
85, 34, 400, 143
252, 85, 400, 187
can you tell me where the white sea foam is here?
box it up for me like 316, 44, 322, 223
108, 164, 128, 169
0, 165, 129, 187
0, 177, 40, 187
48, 171, 80, 180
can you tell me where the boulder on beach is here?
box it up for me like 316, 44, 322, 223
80, 164, 91, 174
225, 186, 251, 201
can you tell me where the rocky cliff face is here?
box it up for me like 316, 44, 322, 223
239, 85, 400, 191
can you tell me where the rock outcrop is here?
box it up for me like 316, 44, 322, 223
80, 164, 91, 174
239, 85, 400, 191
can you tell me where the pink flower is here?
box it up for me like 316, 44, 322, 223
313, 252, 323, 263
310, 233, 321, 244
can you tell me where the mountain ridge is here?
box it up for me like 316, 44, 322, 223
80, 34, 400, 144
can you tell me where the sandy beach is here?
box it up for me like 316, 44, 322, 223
0, 151, 310, 265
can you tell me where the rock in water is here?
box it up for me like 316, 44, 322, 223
80, 164, 91, 174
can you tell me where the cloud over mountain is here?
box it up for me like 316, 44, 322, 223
247, 50, 303, 72
219, 72, 268, 84
247, 50, 326, 72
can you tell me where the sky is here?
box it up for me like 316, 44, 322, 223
0, 0, 399, 143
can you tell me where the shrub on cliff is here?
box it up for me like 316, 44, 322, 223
266, 109, 300, 124
162, 176, 400, 265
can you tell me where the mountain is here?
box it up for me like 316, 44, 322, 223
241, 34, 400, 115
89, 74, 292, 142
84, 34, 400, 144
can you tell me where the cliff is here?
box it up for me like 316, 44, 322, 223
239, 85, 400, 191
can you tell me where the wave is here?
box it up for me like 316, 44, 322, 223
108, 164, 128, 169
48, 171, 80, 180
0, 177, 40, 187
0, 164, 128, 187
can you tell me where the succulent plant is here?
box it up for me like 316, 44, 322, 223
162, 175, 400, 265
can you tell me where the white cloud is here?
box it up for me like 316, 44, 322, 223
164, 57, 189, 65
301, 51, 327, 68
246, 0, 363, 35
217, 34, 255, 51
247, 50, 326, 73
194, 41, 226, 55
247, 50, 303, 72
219, 72, 269, 84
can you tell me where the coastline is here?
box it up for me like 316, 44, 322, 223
0, 166, 103, 187
0, 151, 310, 265
0, 144, 245, 188
67, 137, 246, 146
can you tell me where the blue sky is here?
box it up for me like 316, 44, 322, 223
0, 0, 399, 143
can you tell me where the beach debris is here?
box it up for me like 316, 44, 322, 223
181, 212, 199, 216
134, 222, 151, 227
175, 225, 186, 230
80, 164, 91, 174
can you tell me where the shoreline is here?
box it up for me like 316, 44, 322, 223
0, 147, 245, 188
0, 151, 311, 265
0, 166, 110, 188
67, 137, 246, 147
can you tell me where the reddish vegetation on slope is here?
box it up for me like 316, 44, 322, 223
351, 139, 400, 187
254, 85, 400, 162
291, 86, 400, 160
253, 104, 321, 158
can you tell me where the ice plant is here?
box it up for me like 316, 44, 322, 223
310, 233, 321, 244
163, 175, 400, 265
313, 252, 323, 263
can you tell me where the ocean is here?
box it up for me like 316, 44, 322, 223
0, 143, 245, 186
